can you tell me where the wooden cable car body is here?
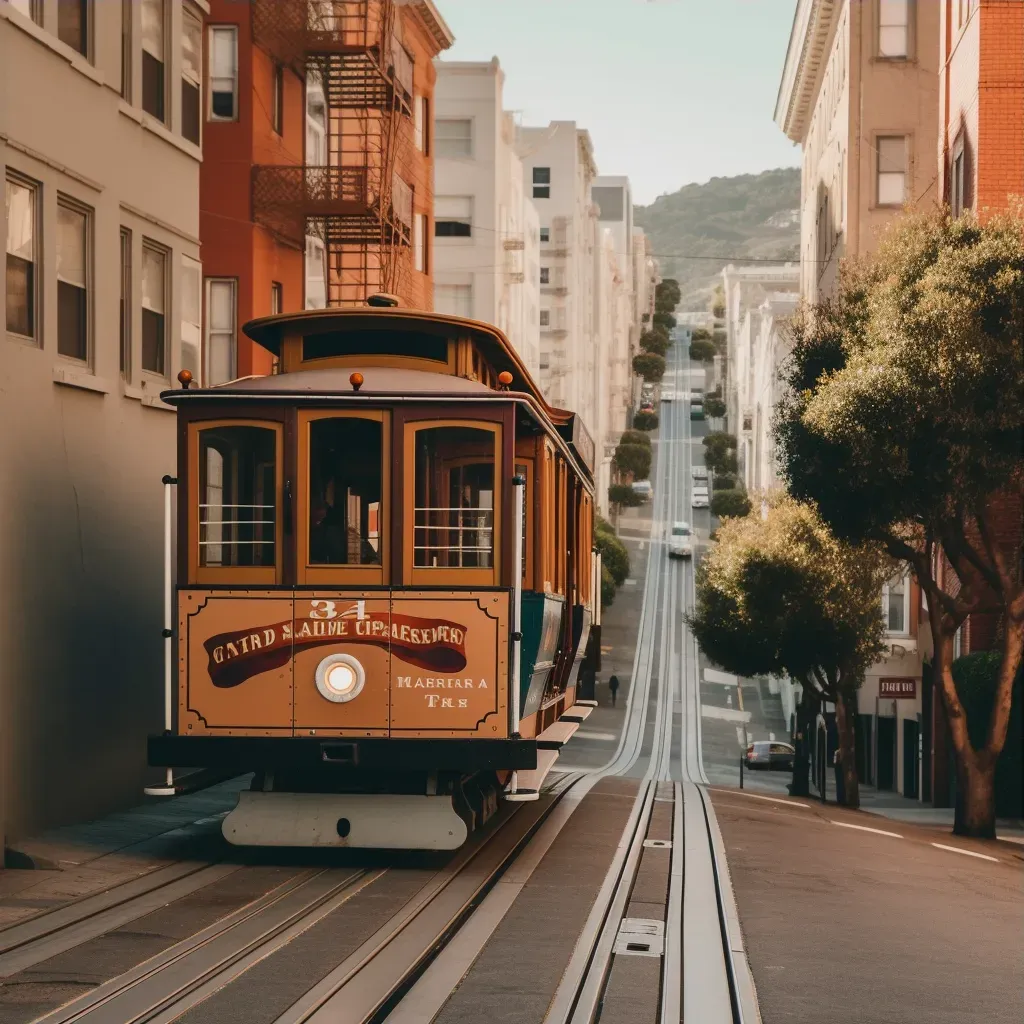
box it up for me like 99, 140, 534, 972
148, 300, 597, 849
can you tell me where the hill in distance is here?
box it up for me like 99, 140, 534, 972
634, 166, 800, 306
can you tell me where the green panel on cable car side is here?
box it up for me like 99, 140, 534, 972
519, 592, 564, 721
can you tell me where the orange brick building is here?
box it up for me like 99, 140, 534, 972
928, 0, 1024, 805
200, 0, 452, 381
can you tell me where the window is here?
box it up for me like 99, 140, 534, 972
414, 212, 426, 273
540, 309, 550, 327
181, 9, 202, 144
539, 226, 550, 243
883, 575, 910, 635
435, 118, 472, 158
120, 229, 132, 377
951, 138, 969, 218
141, 0, 165, 121
181, 255, 201, 382
533, 167, 550, 200
414, 95, 428, 152
434, 283, 472, 318
58, 0, 89, 57
198, 425, 277, 569
141, 243, 166, 374
209, 26, 238, 121
57, 201, 88, 361
305, 70, 327, 164
8, 0, 42, 24
121, 0, 132, 97
540, 267, 550, 285
305, 236, 326, 309
435, 196, 472, 238
272, 64, 284, 135
205, 278, 236, 384
877, 136, 906, 206
412, 425, 497, 571
6, 177, 36, 339
307, 417, 383, 568
878, 0, 909, 58
271, 281, 283, 315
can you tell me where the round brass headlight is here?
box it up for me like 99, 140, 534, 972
315, 653, 365, 703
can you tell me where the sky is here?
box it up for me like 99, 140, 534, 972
437, 0, 802, 206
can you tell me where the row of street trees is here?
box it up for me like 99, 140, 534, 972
693, 208, 1024, 836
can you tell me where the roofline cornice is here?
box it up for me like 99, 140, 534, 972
774, 0, 841, 143
397, 0, 455, 53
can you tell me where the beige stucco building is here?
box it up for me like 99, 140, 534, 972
2, 0, 203, 844
775, 0, 940, 302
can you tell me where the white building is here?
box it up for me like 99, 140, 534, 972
517, 122, 599, 423
720, 264, 799, 479
431, 59, 541, 378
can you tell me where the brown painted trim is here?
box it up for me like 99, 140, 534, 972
501, 404, 516, 589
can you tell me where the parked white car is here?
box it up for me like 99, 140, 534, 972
692, 486, 709, 509
691, 466, 709, 484
661, 390, 674, 402
668, 521, 693, 559
632, 480, 653, 500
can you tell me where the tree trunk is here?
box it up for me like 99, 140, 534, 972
955, 751, 997, 839
834, 691, 860, 810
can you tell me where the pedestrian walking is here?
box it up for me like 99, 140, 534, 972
608, 674, 619, 707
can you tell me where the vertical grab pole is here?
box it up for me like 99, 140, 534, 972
508, 473, 526, 796
595, 551, 602, 628
162, 474, 177, 789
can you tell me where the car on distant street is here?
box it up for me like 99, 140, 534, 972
668, 521, 693, 559
692, 486, 709, 508
689, 402, 704, 420
691, 466, 709, 485
661, 390, 674, 401
744, 741, 796, 772
631, 480, 653, 500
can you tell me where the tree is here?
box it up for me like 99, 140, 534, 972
704, 395, 727, 418
601, 563, 618, 609
688, 494, 894, 806
656, 278, 681, 311
711, 489, 752, 519
691, 327, 712, 342
633, 352, 666, 382
613, 443, 651, 480
639, 330, 669, 357
633, 410, 659, 431
689, 339, 716, 362
703, 431, 738, 467
608, 483, 643, 509
653, 310, 677, 332
775, 207, 1024, 837
712, 473, 737, 491
712, 283, 726, 320
620, 429, 652, 449
707, 450, 738, 475
596, 515, 630, 585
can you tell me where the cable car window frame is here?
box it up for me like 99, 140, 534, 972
404, 419, 502, 587
297, 408, 390, 586
514, 456, 535, 592
188, 418, 283, 585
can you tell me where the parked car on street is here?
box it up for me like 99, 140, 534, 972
691, 466, 708, 484
668, 521, 693, 559
692, 486, 709, 508
631, 480, 653, 500
689, 402, 704, 420
744, 741, 796, 772
661, 390, 674, 401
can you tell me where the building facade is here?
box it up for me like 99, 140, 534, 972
432, 58, 541, 378
2, 0, 203, 841
201, 0, 452, 382
775, 0, 941, 302
517, 122, 599, 424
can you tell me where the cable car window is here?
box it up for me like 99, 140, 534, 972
198, 425, 276, 567
415, 426, 495, 569
308, 417, 382, 566
302, 329, 448, 364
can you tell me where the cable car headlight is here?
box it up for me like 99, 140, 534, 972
315, 653, 365, 703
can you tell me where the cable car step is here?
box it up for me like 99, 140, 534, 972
143, 768, 237, 798
505, 748, 560, 801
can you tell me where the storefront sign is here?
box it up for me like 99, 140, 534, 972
879, 677, 917, 699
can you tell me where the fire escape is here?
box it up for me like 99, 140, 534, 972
251, 0, 414, 305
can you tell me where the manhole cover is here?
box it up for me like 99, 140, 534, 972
614, 918, 664, 957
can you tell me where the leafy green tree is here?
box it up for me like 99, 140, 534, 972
595, 515, 630, 585
633, 352, 666, 382
653, 311, 676, 332
691, 327, 712, 342
639, 330, 669, 357
620, 429, 651, 449
711, 489, 752, 519
608, 483, 644, 509
689, 339, 716, 362
707, 450, 738, 475
774, 207, 1024, 837
712, 473, 737, 491
703, 431, 738, 462
613, 443, 652, 480
711, 283, 726, 320
655, 278, 681, 310
704, 395, 726, 418
688, 494, 894, 806
633, 410, 659, 431
601, 563, 618, 609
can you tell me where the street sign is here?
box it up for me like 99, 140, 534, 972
879, 677, 917, 699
